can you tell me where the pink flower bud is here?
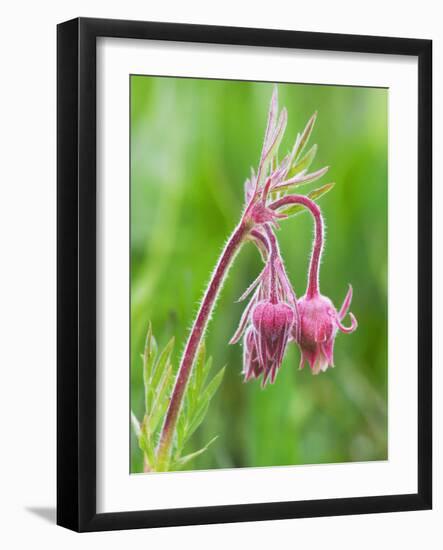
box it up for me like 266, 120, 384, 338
249, 299, 295, 385
297, 286, 357, 375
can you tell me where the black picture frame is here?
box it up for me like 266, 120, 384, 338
57, 17, 432, 532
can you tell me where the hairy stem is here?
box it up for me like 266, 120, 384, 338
263, 225, 279, 303
156, 221, 250, 469
270, 195, 324, 299
251, 228, 270, 254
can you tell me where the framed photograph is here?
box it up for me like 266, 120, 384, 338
57, 17, 432, 532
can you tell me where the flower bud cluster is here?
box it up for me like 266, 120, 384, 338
230, 87, 357, 386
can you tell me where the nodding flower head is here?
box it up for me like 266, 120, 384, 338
230, 223, 298, 387
296, 285, 358, 375
230, 87, 355, 386
249, 299, 294, 385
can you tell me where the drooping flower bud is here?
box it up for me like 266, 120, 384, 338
297, 285, 357, 375
251, 299, 295, 385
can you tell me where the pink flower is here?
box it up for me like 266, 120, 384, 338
268, 194, 358, 375
230, 88, 356, 386
249, 299, 295, 385
230, 224, 298, 386
297, 286, 358, 375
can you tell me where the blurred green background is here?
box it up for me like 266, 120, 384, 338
130, 76, 388, 473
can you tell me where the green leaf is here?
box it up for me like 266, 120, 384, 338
287, 144, 317, 180
185, 367, 225, 442
172, 436, 218, 470
151, 337, 175, 391
185, 402, 210, 444
194, 342, 206, 394
147, 364, 173, 433
143, 323, 158, 412
293, 111, 317, 161
202, 366, 225, 405
139, 416, 156, 467
175, 406, 187, 455
279, 183, 335, 217
136, 326, 225, 472
187, 342, 206, 412
201, 357, 213, 392
186, 345, 214, 420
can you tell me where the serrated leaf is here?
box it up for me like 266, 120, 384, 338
188, 342, 206, 411
293, 111, 317, 161
287, 144, 317, 180
147, 364, 173, 434
143, 323, 158, 412
185, 402, 210, 444
200, 357, 213, 393
202, 365, 224, 405
185, 367, 225, 442
279, 183, 335, 217
171, 436, 218, 470
151, 337, 175, 391
194, 342, 206, 393
175, 407, 187, 455
139, 417, 156, 467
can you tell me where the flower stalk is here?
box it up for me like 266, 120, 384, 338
270, 195, 357, 374
156, 221, 250, 469
270, 194, 324, 298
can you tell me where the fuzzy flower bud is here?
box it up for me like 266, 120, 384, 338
297, 286, 357, 375
251, 299, 295, 385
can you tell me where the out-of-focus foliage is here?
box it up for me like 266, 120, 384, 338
130, 76, 388, 473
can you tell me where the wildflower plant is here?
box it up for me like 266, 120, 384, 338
131, 86, 357, 472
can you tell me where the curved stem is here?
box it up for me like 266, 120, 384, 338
270, 195, 324, 299
250, 228, 270, 262
156, 221, 250, 469
263, 225, 279, 303
251, 228, 270, 254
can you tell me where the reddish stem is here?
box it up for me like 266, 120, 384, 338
270, 195, 324, 299
251, 229, 270, 253
156, 221, 249, 468
263, 225, 279, 303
